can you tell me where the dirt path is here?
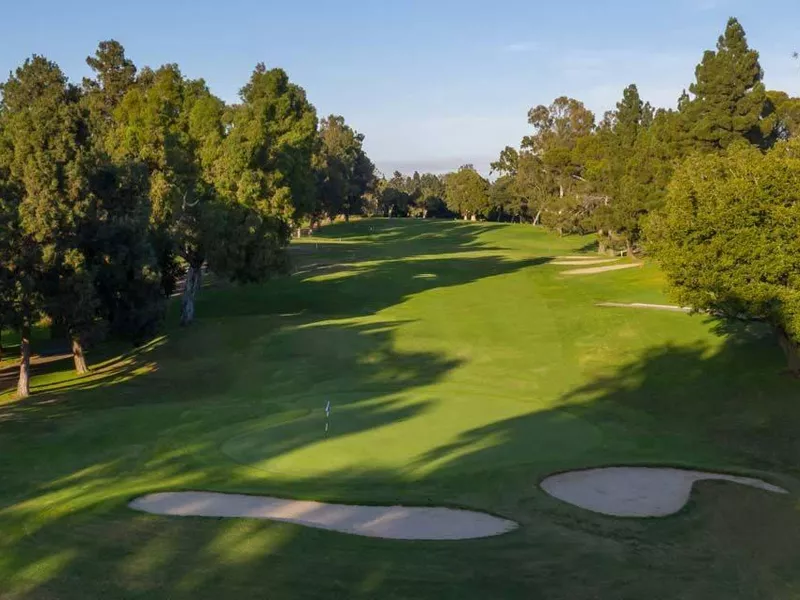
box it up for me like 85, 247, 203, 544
541, 467, 788, 517
129, 492, 518, 540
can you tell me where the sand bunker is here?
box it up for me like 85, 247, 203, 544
596, 302, 691, 312
541, 467, 788, 517
552, 259, 619, 266
129, 492, 517, 540
556, 255, 606, 260
563, 263, 642, 275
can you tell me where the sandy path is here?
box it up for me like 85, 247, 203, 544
129, 492, 518, 540
596, 302, 691, 313
563, 263, 642, 276
541, 467, 788, 517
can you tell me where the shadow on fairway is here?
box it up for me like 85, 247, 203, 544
4, 329, 800, 599
7, 222, 800, 598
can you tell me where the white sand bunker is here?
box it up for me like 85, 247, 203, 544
552, 258, 619, 266
541, 467, 788, 517
596, 302, 691, 313
129, 492, 517, 540
555, 255, 604, 260
563, 263, 642, 275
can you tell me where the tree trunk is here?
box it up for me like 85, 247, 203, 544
776, 326, 800, 376
533, 209, 542, 226
180, 264, 202, 326
626, 238, 634, 258
17, 324, 31, 399
470, 214, 477, 222
72, 338, 88, 375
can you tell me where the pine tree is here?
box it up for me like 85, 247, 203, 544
683, 17, 773, 151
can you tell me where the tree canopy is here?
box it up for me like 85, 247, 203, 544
0, 42, 378, 397
647, 143, 800, 372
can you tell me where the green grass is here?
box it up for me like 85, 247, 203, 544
1, 218, 799, 599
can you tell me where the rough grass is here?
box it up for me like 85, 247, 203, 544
1, 219, 799, 599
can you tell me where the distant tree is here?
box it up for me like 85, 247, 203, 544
488, 175, 518, 221
316, 115, 375, 220
647, 143, 800, 374
490, 146, 519, 176
767, 90, 800, 141
378, 171, 412, 217
590, 84, 661, 254
416, 172, 447, 218
444, 165, 489, 220
523, 96, 595, 198
681, 17, 774, 151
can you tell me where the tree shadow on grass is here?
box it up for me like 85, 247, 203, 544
4, 320, 800, 598
11, 221, 800, 597
198, 254, 548, 320
288, 219, 509, 270
0, 312, 475, 598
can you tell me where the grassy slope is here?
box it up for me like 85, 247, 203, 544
1, 219, 799, 600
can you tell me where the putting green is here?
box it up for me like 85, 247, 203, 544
221, 393, 603, 479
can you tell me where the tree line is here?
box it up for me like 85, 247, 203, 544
374, 18, 800, 374
0, 41, 376, 397
479, 17, 800, 374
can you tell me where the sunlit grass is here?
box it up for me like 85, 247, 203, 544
1, 219, 798, 599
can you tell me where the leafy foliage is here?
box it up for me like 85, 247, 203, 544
444, 165, 490, 219
647, 143, 800, 370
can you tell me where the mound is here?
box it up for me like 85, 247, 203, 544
129, 491, 518, 540
540, 466, 788, 517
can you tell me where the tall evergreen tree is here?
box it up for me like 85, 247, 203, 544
682, 17, 773, 151
0, 56, 99, 386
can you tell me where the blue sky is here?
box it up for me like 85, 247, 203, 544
3, 0, 800, 175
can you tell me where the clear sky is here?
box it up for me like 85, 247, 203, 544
3, 0, 800, 175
